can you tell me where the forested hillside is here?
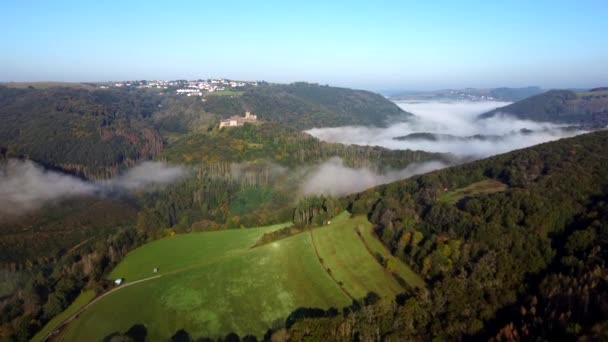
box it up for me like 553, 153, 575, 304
138, 123, 448, 233
479, 88, 608, 126
0, 83, 413, 179
268, 130, 608, 341
165, 123, 442, 169
0, 86, 164, 178
202, 82, 413, 129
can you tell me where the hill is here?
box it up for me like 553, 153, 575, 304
0, 82, 414, 178
202, 82, 413, 129
479, 88, 608, 125
138, 123, 448, 231
0, 86, 164, 179
58, 130, 608, 341
390, 86, 544, 102
164, 122, 446, 169
59, 213, 418, 340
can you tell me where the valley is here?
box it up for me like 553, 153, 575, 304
2, 3, 607, 341
1, 81, 607, 341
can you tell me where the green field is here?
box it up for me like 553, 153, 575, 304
62, 214, 420, 340
109, 222, 290, 282
32, 290, 96, 342
355, 222, 426, 290
311, 213, 405, 298
205, 90, 244, 97
439, 179, 508, 204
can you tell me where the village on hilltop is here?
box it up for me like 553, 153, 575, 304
97, 78, 259, 97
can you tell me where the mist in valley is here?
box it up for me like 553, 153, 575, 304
0, 160, 188, 218
299, 157, 446, 197
307, 101, 587, 158
0, 100, 590, 218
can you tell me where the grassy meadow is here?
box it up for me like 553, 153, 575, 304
355, 221, 426, 290
205, 90, 244, 97
311, 212, 404, 298
108, 222, 290, 282
439, 179, 508, 204
62, 214, 421, 340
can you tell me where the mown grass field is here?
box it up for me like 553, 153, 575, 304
356, 222, 426, 290
63, 222, 347, 340
439, 179, 508, 204
32, 290, 95, 342
109, 222, 290, 282
205, 90, 244, 97
62, 214, 422, 340
312, 213, 406, 298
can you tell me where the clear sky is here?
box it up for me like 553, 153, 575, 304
1, 0, 607, 91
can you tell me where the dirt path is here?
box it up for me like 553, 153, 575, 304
65, 237, 95, 255
43, 248, 256, 341
42, 274, 162, 341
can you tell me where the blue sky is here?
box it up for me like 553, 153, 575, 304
1, 0, 607, 90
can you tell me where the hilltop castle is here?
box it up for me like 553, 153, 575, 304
219, 111, 258, 128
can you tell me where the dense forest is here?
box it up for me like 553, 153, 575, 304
0, 86, 164, 178
479, 88, 608, 126
164, 123, 445, 169
258, 130, 608, 341
138, 123, 448, 235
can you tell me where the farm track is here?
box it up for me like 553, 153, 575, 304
42, 275, 161, 341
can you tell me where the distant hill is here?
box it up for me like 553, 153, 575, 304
390, 86, 544, 102
392, 127, 583, 142
479, 88, 608, 125
0, 81, 95, 90
203, 82, 414, 129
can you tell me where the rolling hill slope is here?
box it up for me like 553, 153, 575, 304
479, 88, 608, 125
202, 82, 413, 129
60, 213, 417, 340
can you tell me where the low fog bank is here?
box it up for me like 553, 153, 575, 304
300, 157, 447, 197
307, 101, 587, 158
0, 160, 188, 217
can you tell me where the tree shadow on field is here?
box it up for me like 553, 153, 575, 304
103, 324, 147, 342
